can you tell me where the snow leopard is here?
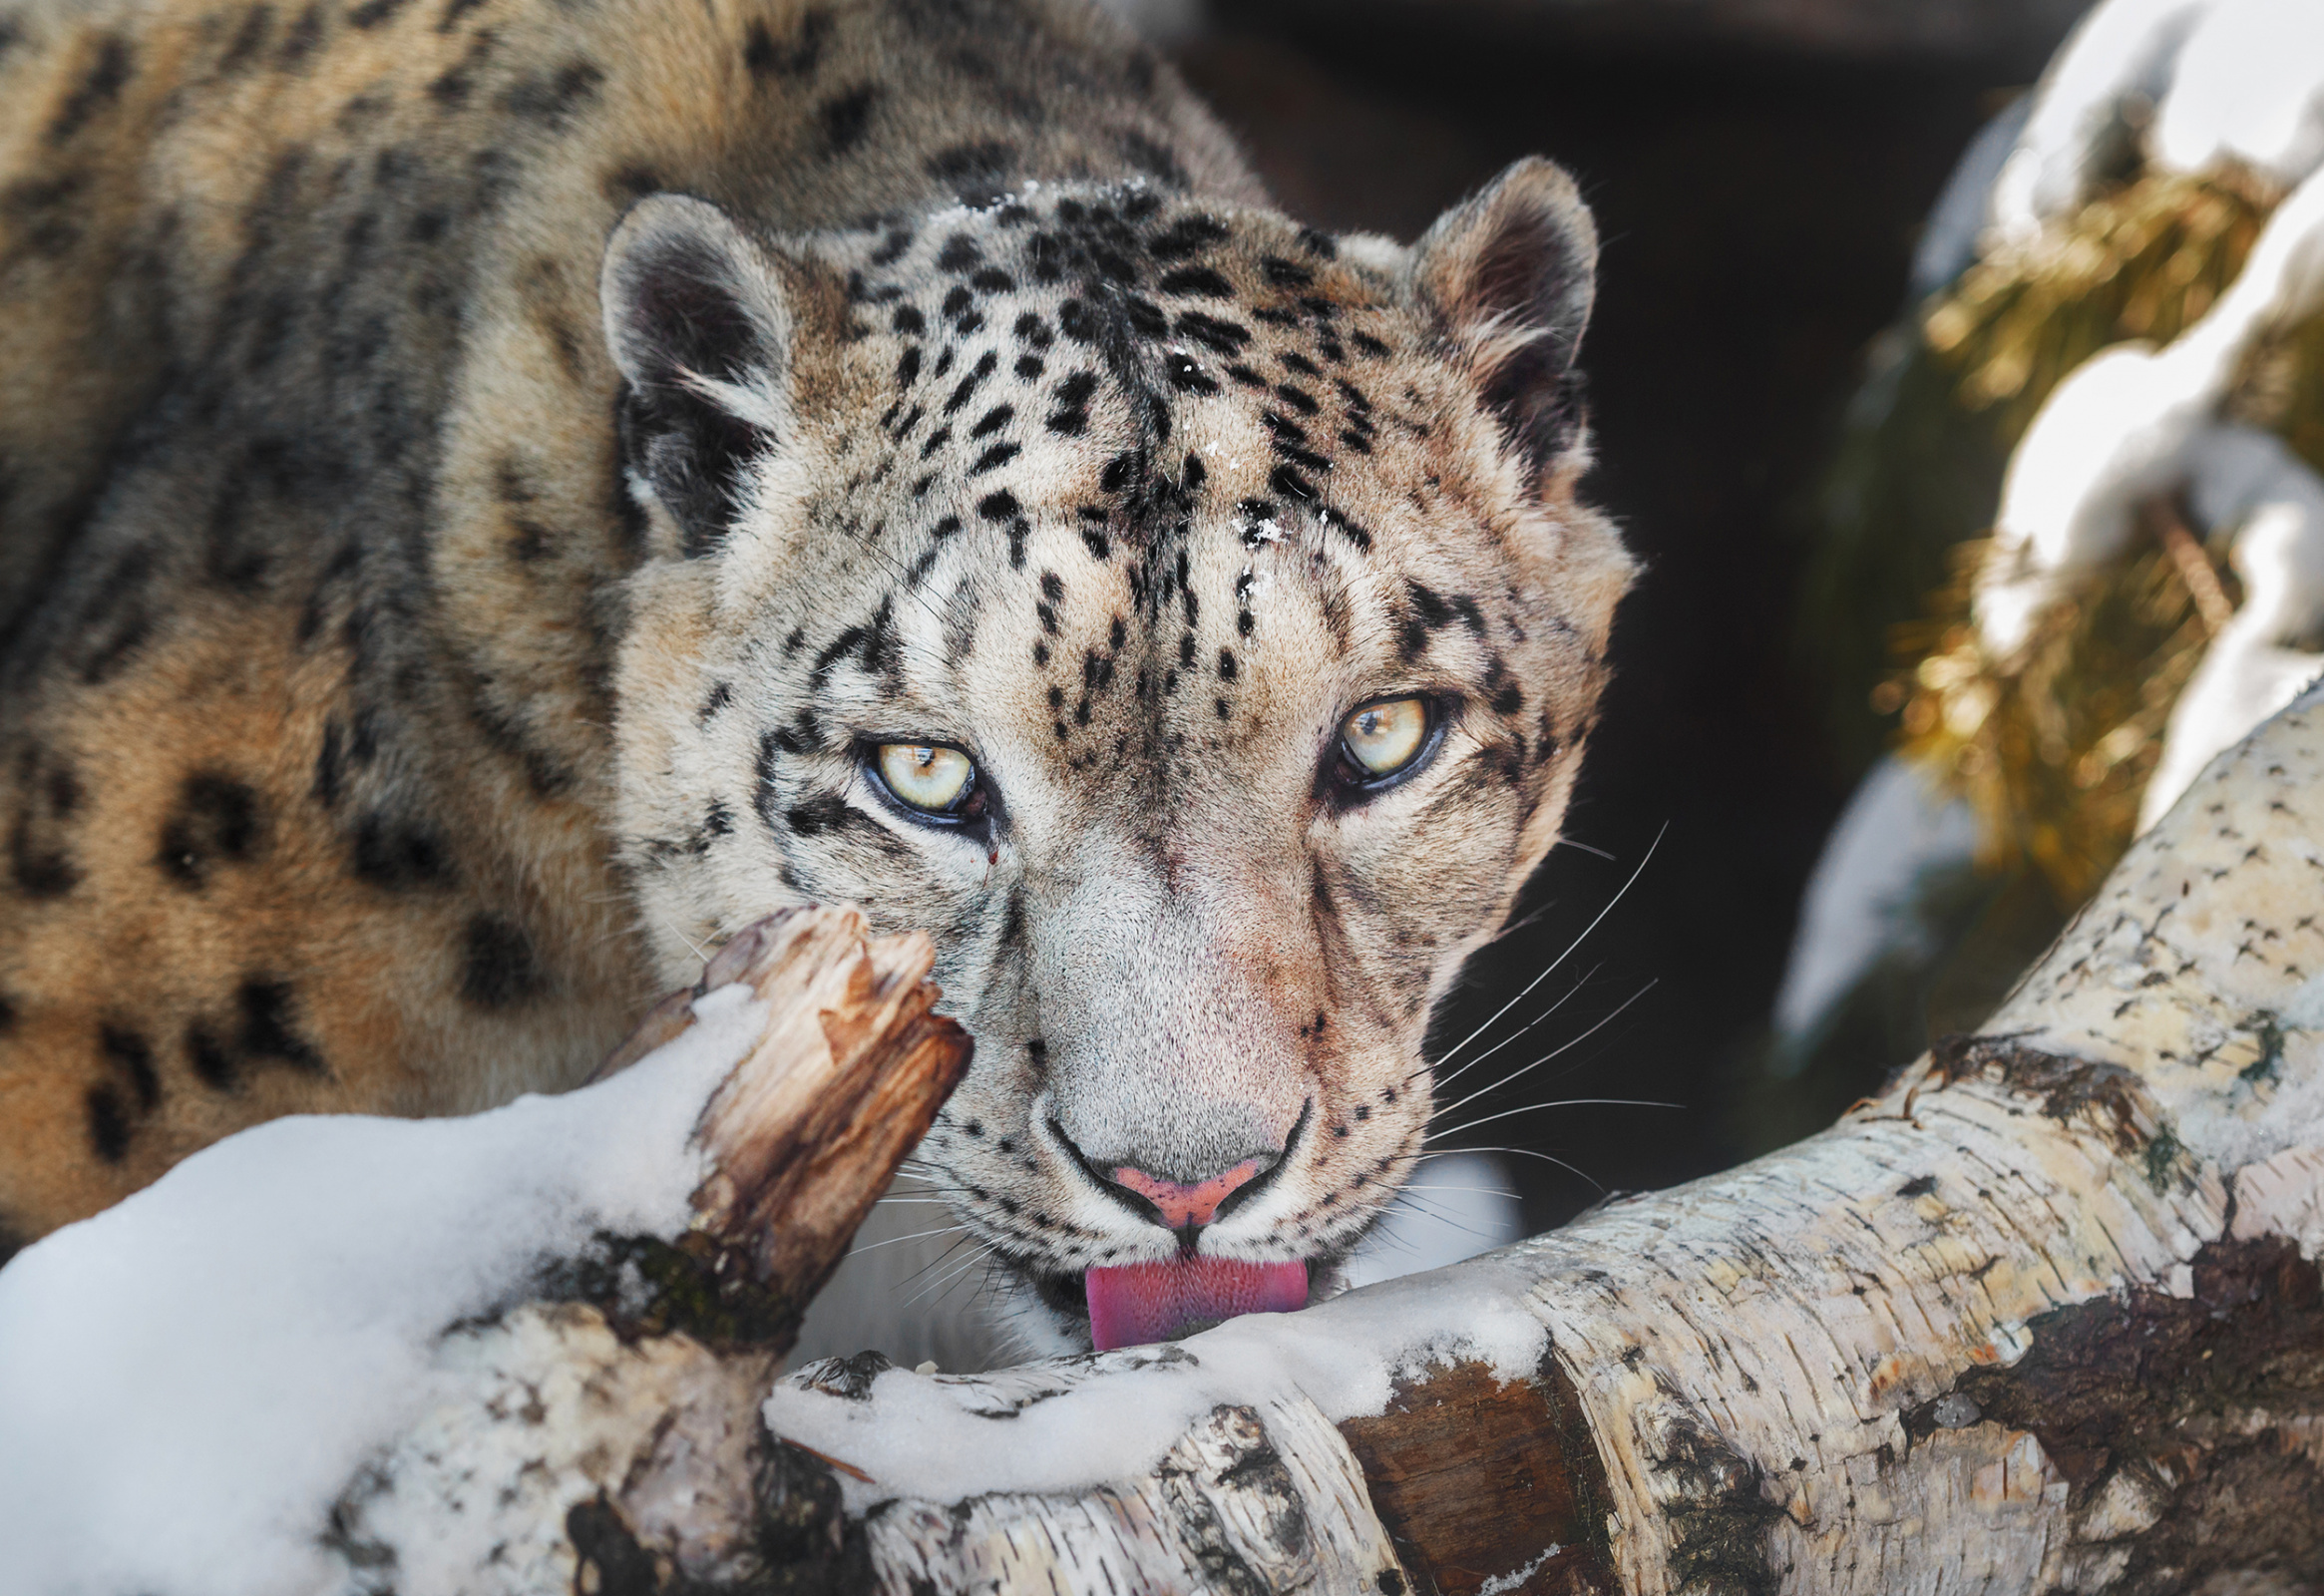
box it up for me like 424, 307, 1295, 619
0, 0, 1634, 1351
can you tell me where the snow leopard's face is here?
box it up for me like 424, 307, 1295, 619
603, 164, 1632, 1350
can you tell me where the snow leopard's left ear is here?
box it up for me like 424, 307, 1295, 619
1408, 157, 1598, 480
600, 194, 794, 558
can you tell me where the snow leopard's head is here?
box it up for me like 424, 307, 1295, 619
602, 159, 1633, 1350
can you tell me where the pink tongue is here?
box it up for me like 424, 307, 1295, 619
1085, 1257, 1310, 1351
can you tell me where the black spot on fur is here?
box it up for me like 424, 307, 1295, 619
186, 1023, 236, 1090
1117, 131, 1184, 186
1165, 353, 1216, 394
352, 812, 453, 890
743, 10, 828, 78
1174, 311, 1250, 355
460, 915, 545, 1007
926, 140, 1015, 195
819, 85, 877, 154
101, 1024, 161, 1111
158, 771, 264, 888
312, 721, 346, 808
1147, 215, 1228, 261
86, 1085, 130, 1162
785, 794, 856, 837
236, 978, 325, 1073
502, 60, 602, 127
346, 0, 409, 27
219, 4, 274, 68
47, 35, 131, 144
944, 350, 997, 414
1046, 371, 1097, 435
277, 4, 321, 67
8, 756, 81, 899
1159, 265, 1232, 297
1261, 255, 1314, 288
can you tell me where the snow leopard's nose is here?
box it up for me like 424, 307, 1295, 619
1107, 1158, 1267, 1230
1047, 1102, 1310, 1236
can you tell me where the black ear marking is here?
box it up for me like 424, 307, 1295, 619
1409, 157, 1598, 479
599, 195, 792, 557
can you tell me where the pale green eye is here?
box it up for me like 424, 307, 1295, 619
877, 743, 975, 812
1341, 697, 1429, 777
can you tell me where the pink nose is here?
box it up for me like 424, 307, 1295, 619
1110, 1159, 1267, 1230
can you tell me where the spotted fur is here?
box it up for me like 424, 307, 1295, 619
0, 0, 1632, 1345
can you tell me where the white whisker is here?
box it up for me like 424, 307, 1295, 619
1427, 962, 1599, 1092
1418, 1144, 1608, 1193
1429, 1091, 1680, 1147
1428, 981, 1660, 1126
846, 1223, 966, 1257
1428, 822, 1664, 1075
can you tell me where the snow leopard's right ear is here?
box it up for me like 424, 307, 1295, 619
1408, 158, 1598, 483
601, 195, 794, 559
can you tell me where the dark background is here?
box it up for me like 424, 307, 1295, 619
1169, 5, 2042, 1229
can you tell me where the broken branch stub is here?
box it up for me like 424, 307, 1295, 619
683, 907, 971, 1316
573, 904, 973, 1355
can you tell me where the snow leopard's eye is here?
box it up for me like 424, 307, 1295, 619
873, 743, 977, 816
1340, 697, 1431, 779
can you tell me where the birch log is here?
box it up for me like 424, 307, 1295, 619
8, 699, 2324, 1592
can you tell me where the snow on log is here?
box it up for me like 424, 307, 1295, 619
7, 692, 2324, 1592
0, 905, 968, 1596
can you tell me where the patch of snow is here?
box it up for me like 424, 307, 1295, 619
1979, 165, 2324, 659
2141, 428, 2324, 825
1771, 756, 1979, 1049
763, 1245, 1552, 1512
1986, 0, 2217, 248
2150, 0, 2324, 189
0, 986, 766, 1596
